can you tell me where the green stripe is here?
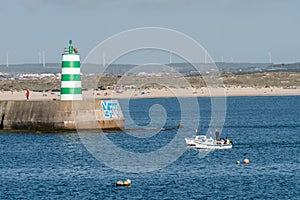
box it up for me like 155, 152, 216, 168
61, 88, 82, 94
62, 61, 80, 68
61, 74, 81, 81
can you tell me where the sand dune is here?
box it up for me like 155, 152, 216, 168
0, 87, 299, 101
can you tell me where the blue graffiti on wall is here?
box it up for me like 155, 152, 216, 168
102, 100, 120, 119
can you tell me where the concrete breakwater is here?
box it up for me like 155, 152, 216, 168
0, 99, 124, 132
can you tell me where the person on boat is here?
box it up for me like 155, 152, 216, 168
217, 138, 224, 144
215, 129, 220, 141
225, 137, 230, 145
219, 137, 225, 144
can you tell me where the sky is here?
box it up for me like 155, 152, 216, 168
0, 0, 300, 64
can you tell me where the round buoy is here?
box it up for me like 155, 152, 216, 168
124, 179, 131, 186
195, 129, 200, 133
243, 159, 250, 164
116, 180, 124, 186
236, 161, 240, 164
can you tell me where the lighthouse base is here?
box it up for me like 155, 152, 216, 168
0, 100, 124, 132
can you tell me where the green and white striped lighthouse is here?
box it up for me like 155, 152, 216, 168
60, 40, 82, 100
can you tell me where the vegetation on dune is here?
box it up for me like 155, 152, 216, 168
0, 72, 299, 91
221, 72, 300, 88
0, 78, 60, 91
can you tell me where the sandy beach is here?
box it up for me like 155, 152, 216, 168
0, 87, 299, 101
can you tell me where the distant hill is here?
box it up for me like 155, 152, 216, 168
1, 62, 299, 74
0, 63, 60, 73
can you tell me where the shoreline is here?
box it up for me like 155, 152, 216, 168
0, 87, 299, 100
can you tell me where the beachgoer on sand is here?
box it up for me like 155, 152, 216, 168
26, 90, 30, 100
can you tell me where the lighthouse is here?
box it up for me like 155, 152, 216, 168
60, 40, 82, 100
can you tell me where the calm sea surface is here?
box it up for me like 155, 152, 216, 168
0, 96, 299, 199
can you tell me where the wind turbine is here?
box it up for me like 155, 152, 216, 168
6, 51, 9, 67
103, 52, 106, 68
268, 52, 272, 63
38, 52, 42, 64
42, 51, 46, 68
169, 51, 172, 64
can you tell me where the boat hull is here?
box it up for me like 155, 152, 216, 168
185, 138, 196, 146
195, 143, 232, 150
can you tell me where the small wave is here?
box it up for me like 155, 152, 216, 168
223, 124, 300, 129
234, 140, 300, 148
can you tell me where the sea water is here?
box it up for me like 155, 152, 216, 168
0, 96, 299, 199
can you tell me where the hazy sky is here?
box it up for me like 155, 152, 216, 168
1, 0, 300, 64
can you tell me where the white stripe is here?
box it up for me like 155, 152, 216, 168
61, 94, 83, 101
62, 68, 81, 74
62, 54, 80, 61
61, 81, 82, 88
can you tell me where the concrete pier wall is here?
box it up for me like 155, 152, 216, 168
0, 100, 124, 132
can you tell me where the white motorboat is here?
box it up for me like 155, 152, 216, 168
185, 135, 232, 150
185, 135, 207, 146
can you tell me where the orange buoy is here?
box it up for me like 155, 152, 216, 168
116, 180, 124, 186
124, 179, 131, 186
243, 159, 250, 164
116, 179, 131, 187
177, 124, 183, 129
